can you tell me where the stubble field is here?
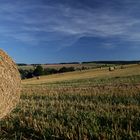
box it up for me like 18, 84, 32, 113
1, 64, 140, 139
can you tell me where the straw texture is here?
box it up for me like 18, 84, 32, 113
0, 49, 21, 119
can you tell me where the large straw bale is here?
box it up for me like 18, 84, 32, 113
0, 49, 21, 119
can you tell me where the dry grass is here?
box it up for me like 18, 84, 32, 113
22, 64, 140, 85
1, 63, 140, 139
1, 74, 140, 139
0, 50, 21, 119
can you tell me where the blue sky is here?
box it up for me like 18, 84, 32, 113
1, 0, 140, 63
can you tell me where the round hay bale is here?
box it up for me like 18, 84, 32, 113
109, 67, 115, 71
36, 76, 40, 80
0, 49, 21, 119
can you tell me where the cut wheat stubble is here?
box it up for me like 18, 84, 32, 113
0, 49, 21, 119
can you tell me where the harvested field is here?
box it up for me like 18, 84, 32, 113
22, 64, 140, 85
1, 64, 140, 139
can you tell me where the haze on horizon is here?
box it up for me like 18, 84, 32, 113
1, 0, 140, 63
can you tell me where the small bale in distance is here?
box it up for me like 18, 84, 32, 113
109, 67, 115, 71
0, 49, 21, 119
36, 76, 40, 80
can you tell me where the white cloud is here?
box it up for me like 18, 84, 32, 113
0, 0, 140, 47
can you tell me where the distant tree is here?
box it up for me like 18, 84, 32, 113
59, 67, 68, 73
67, 67, 75, 72
18, 69, 34, 79
33, 65, 44, 76
26, 71, 34, 78
18, 69, 28, 79
18, 65, 76, 79
44, 68, 58, 75
17, 63, 27, 66
81, 66, 87, 70
59, 67, 75, 73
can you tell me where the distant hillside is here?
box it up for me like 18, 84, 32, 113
82, 61, 140, 65
17, 60, 140, 66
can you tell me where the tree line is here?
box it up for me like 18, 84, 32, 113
19, 65, 75, 79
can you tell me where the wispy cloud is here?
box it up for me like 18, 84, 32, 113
0, 0, 140, 48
